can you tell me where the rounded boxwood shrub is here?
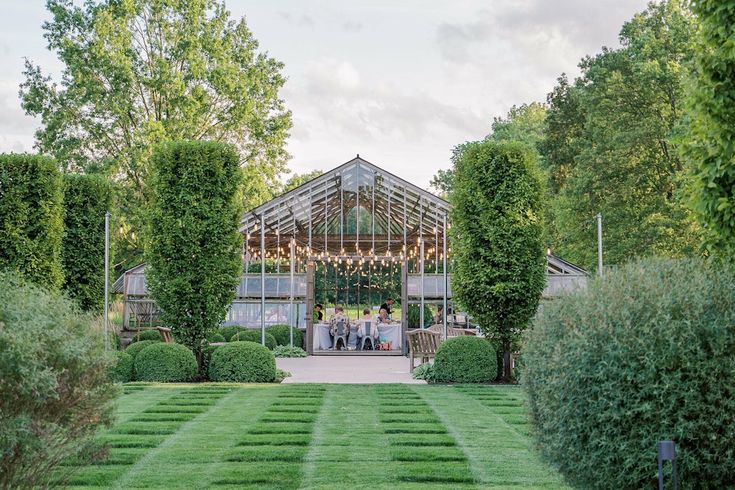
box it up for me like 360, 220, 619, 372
124, 339, 159, 360
433, 336, 497, 383
266, 324, 303, 348
130, 330, 161, 342
524, 258, 735, 489
208, 333, 226, 343
218, 326, 242, 341
230, 329, 277, 350
208, 341, 276, 382
134, 343, 197, 382
108, 351, 134, 383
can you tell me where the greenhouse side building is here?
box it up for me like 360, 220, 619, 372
113, 156, 588, 354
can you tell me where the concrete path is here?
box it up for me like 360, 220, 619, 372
276, 355, 425, 384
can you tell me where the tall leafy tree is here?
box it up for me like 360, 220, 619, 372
543, 0, 700, 270
682, 0, 735, 254
451, 141, 546, 382
146, 141, 243, 353
284, 170, 323, 193
0, 154, 64, 289
62, 174, 113, 311
21, 0, 291, 269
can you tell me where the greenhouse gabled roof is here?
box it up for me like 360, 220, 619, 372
240, 156, 450, 254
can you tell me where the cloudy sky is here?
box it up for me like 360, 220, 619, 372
0, 0, 649, 188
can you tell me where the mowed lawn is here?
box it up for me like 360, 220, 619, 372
62, 383, 569, 489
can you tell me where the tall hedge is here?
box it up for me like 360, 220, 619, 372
146, 141, 243, 352
62, 174, 113, 310
0, 270, 117, 487
682, 1, 735, 254
523, 258, 735, 488
0, 153, 64, 289
450, 141, 545, 381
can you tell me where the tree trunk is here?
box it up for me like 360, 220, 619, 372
502, 338, 512, 383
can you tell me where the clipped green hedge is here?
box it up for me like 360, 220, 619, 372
208, 333, 226, 343
231, 329, 277, 350
0, 153, 64, 289
218, 326, 242, 341
433, 336, 497, 383
134, 343, 198, 382
524, 258, 735, 489
266, 324, 303, 348
108, 351, 134, 383
61, 174, 113, 310
208, 341, 276, 382
124, 340, 159, 360
130, 330, 162, 342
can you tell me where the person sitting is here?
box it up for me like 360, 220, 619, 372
329, 306, 349, 349
380, 298, 395, 318
314, 303, 324, 322
375, 308, 391, 325
358, 308, 379, 349
433, 305, 444, 325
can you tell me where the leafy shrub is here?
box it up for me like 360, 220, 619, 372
266, 324, 303, 348
412, 362, 436, 382
218, 326, 242, 341
124, 339, 159, 360
274, 369, 291, 383
273, 345, 307, 358
231, 329, 277, 349
0, 270, 116, 488
524, 258, 735, 489
433, 336, 497, 383
208, 341, 276, 382
146, 141, 243, 352
130, 329, 162, 342
0, 153, 64, 289
208, 332, 226, 343
108, 351, 134, 383
61, 174, 113, 310
134, 343, 197, 382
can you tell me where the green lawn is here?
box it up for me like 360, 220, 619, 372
61, 383, 568, 489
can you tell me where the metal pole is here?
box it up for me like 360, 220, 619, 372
596, 213, 603, 277
290, 238, 295, 347
442, 214, 448, 341
260, 212, 266, 346
420, 236, 425, 329
104, 211, 110, 351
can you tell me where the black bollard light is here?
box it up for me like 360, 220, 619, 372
657, 440, 678, 490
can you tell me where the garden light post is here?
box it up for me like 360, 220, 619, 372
657, 440, 677, 490
596, 213, 603, 277
104, 211, 110, 352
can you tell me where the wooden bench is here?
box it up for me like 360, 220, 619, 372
406, 329, 442, 373
156, 326, 173, 343
427, 324, 476, 337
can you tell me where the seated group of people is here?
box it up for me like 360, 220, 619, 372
315, 299, 396, 350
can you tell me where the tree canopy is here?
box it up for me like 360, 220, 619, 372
145, 141, 243, 352
450, 141, 545, 382
21, 0, 291, 270
682, 0, 735, 255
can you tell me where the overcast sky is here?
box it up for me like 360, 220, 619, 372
0, 0, 649, 188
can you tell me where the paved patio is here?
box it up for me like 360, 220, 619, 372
276, 355, 425, 384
